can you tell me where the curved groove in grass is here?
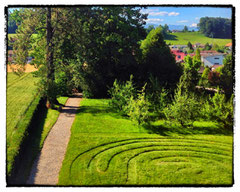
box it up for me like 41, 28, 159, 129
69, 137, 232, 182
126, 152, 231, 183
87, 139, 231, 169
69, 137, 155, 181
103, 144, 230, 174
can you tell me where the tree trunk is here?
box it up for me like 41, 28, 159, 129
46, 8, 56, 108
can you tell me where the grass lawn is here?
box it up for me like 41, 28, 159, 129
58, 99, 233, 186
164, 32, 231, 46
7, 73, 40, 175
6, 72, 68, 177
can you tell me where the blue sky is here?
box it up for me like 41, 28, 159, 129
141, 7, 232, 27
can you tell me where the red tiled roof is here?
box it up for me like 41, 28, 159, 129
200, 50, 224, 57
225, 42, 232, 47
200, 50, 218, 54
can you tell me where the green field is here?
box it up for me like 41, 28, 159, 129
7, 72, 68, 176
58, 99, 233, 186
165, 32, 231, 46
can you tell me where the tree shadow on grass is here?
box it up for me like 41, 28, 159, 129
8, 98, 48, 185
143, 121, 233, 136
76, 105, 130, 120
75, 104, 232, 136
164, 33, 178, 41
77, 105, 112, 114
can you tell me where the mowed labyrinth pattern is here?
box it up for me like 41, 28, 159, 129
68, 137, 232, 185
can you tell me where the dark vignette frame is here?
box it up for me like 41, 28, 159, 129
4, 4, 236, 188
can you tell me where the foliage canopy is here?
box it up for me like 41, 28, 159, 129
198, 17, 232, 38
139, 26, 181, 90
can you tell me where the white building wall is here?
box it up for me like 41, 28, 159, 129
201, 55, 224, 67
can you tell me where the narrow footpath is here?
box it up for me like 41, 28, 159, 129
27, 93, 82, 185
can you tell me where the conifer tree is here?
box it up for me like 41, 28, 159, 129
140, 27, 181, 90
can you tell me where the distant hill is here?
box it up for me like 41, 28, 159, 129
168, 25, 199, 31
164, 32, 231, 46
145, 24, 199, 31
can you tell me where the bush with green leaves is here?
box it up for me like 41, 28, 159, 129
220, 54, 233, 96
199, 67, 210, 87
181, 55, 201, 92
108, 75, 136, 115
128, 84, 150, 128
55, 71, 74, 96
147, 75, 169, 115
202, 91, 234, 129
164, 82, 201, 127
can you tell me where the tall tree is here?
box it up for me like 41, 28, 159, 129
8, 9, 23, 33
160, 24, 169, 38
45, 8, 56, 106
70, 6, 147, 98
220, 55, 233, 96
187, 41, 193, 50
204, 42, 211, 50
183, 25, 188, 32
195, 48, 201, 61
146, 25, 155, 34
12, 8, 74, 106
198, 17, 232, 38
140, 27, 181, 90
11, 7, 148, 99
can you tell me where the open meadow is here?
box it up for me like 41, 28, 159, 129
164, 32, 231, 46
58, 99, 233, 186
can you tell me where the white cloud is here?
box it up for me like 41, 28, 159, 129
177, 20, 188, 23
149, 11, 168, 16
168, 12, 180, 16
190, 23, 198, 27
143, 10, 180, 17
146, 18, 164, 24
195, 17, 199, 20
140, 9, 156, 14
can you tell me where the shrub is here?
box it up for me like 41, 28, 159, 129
199, 67, 210, 87
108, 75, 136, 115
164, 82, 201, 127
55, 71, 74, 96
208, 71, 221, 87
147, 75, 169, 115
128, 84, 150, 128
181, 55, 201, 92
202, 91, 234, 129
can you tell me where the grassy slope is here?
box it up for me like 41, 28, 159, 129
7, 72, 68, 176
7, 73, 40, 175
164, 32, 231, 46
58, 99, 233, 186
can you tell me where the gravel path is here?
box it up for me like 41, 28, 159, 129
27, 94, 82, 185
